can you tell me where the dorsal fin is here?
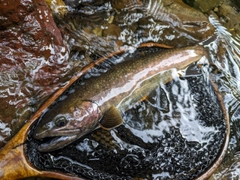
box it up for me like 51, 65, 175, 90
99, 106, 123, 130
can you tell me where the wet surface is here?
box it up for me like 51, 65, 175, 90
1, 0, 240, 179
201, 1, 240, 178
0, 0, 69, 147
26, 48, 227, 179
0, 0, 216, 148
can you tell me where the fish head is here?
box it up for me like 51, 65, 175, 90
33, 113, 81, 139
33, 101, 102, 152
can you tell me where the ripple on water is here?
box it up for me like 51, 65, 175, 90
205, 13, 240, 179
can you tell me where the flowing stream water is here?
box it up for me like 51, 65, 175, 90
2, 0, 240, 179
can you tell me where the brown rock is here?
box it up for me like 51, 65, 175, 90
0, 0, 69, 147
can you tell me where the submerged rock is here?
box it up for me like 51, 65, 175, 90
183, 0, 222, 12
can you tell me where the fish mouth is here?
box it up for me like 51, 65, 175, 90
33, 128, 81, 140
37, 134, 79, 152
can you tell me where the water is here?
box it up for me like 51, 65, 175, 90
0, 0, 72, 147
54, 1, 240, 179
204, 14, 240, 180
0, 0, 214, 146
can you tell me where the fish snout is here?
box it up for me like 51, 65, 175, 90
32, 120, 56, 140
32, 128, 48, 140
32, 132, 43, 140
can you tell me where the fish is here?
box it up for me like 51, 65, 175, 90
33, 45, 208, 152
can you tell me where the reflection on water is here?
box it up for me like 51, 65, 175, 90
2, 0, 240, 179
0, 0, 215, 148
47, 1, 240, 178
0, 0, 71, 147
26, 0, 240, 179
63, 0, 214, 58
205, 14, 240, 179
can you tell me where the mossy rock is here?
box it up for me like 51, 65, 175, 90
45, 0, 68, 17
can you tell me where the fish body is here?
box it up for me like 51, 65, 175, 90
33, 45, 208, 152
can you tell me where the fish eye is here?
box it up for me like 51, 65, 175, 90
55, 116, 67, 127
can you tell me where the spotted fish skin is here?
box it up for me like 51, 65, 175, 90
33, 45, 208, 152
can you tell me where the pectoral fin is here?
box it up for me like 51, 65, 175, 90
99, 106, 123, 130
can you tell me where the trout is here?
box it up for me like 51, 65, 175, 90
33, 45, 208, 152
